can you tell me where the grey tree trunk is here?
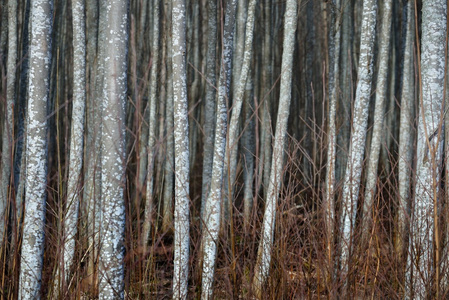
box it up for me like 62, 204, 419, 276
324, 0, 340, 264
19, 0, 52, 298
224, 0, 257, 220
84, 0, 102, 288
339, 0, 377, 290
201, 1, 237, 298
362, 0, 392, 242
58, 0, 86, 290
142, 0, 160, 247
242, 74, 255, 221
252, 0, 297, 295
397, 0, 414, 261
163, 2, 175, 233
172, 0, 191, 298
98, 0, 128, 298
200, 0, 217, 225
406, 1, 446, 298
0, 0, 17, 243
259, 0, 272, 197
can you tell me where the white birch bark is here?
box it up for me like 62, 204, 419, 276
142, 0, 160, 247
19, 0, 52, 298
224, 0, 257, 214
362, 0, 392, 240
98, 1, 128, 298
406, 1, 446, 298
59, 0, 86, 288
172, 0, 191, 298
397, 0, 414, 258
0, 0, 17, 243
325, 0, 340, 260
231, 0, 247, 101
339, 0, 377, 287
201, 0, 237, 297
252, 0, 297, 294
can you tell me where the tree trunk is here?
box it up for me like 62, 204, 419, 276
0, 0, 17, 243
98, 0, 128, 298
339, 0, 377, 291
142, 0, 160, 248
200, 0, 217, 226
19, 0, 52, 298
172, 0, 191, 297
59, 0, 86, 290
201, 1, 237, 298
224, 0, 257, 221
362, 0, 392, 243
252, 0, 297, 295
325, 0, 341, 269
397, 0, 415, 263
406, 1, 446, 298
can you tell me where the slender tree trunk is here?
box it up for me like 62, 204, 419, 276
336, 0, 353, 184
339, 0, 377, 291
163, 2, 175, 233
201, 1, 237, 298
325, 0, 340, 269
58, 0, 86, 290
362, 0, 392, 242
252, 0, 297, 295
259, 0, 272, 196
84, 0, 102, 289
142, 0, 160, 247
200, 0, 217, 225
19, 0, 52, 298
172, 0, 191, 298
231, 0, 247, 101
0, 0, 17, 243
397, 0, 415, 262
242, 74, 255, 221
224, 0, 257, 220
406, 1, 446, 298
98, 0, 128, 298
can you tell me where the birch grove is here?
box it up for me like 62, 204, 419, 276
2, 0, 449, 298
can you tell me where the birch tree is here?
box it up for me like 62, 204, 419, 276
172, 0, 191, 297
163, 2, 175, 233
200, 0, 217, 223
325, 0, 341, 262
397, 0, 414, 260
142, 0, 160, 247
84, 0, 102, 286
201, 1, 237, 298
406, 1, 446, 298
252, 0, 297, 295
0, 0, 17, 243
339, 0, 377, 288
19, 0, 53, 298
362, 0, 392, 242
98, 0, 128, 298
224, 0, 257, 216
58, 0, 86, 290
162, 1, 175, 233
